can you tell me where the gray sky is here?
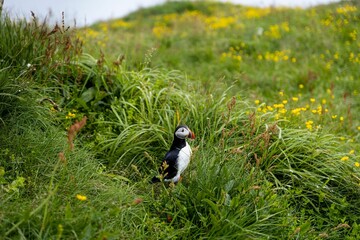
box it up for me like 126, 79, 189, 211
4, 0, 341, 27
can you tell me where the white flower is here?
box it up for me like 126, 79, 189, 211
257, 27, 264, 36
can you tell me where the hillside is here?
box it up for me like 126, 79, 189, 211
81, 1, 360, 136
1, 1, 360, 239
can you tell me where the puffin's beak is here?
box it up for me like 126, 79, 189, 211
188, 130, 195, 139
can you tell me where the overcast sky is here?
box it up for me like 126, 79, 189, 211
4, 0, 341, 27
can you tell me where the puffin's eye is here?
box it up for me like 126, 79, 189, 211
181, 129, 184, 132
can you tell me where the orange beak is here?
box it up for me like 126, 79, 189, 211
188, 130, 195, 139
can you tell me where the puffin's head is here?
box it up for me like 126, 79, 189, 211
174, 125, 195, 140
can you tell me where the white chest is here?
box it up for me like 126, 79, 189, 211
177, 142, 192, 174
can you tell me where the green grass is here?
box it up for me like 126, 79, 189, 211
83, 1, 360, 135
1, 1, 360, 239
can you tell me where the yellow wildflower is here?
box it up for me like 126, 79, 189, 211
349, 30, 357, 41
305, 120, 313, 130
205, 16, 236, 30
263, 50, 291, 62
255, 100, 260, 105
279, 109, 287, 114
234, 55, 242, 61
273, 103, 284, 108
355, 162, 360, 167
336, 5, 357, 14
291, 108, 304, 116
340, 156, 349, 161
110, 20, 132, 29
332, 115, 337, 119
281, 22, 290, 32
349, 150, 355, 154
152, 25, 172, 38
76, 194, 87, 201
265, 24, 281, 39
292, 97, 299, 102
245, 7, 271, 19
310, 98, 315, 103
325, 61, 332, 70
299, 84, 304, 89
340, 116, 344, 122
66, 112, 76, 119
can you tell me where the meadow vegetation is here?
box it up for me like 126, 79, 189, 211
1, 1, 360, 239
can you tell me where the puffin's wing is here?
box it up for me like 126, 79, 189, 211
161, 149, 179, 180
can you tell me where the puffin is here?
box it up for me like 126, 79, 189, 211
151, 125, 195, 183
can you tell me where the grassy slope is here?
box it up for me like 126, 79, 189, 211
84, 1, 360, 136
1, 1, 360, 239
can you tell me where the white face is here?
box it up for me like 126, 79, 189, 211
175, 126, 191, 139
